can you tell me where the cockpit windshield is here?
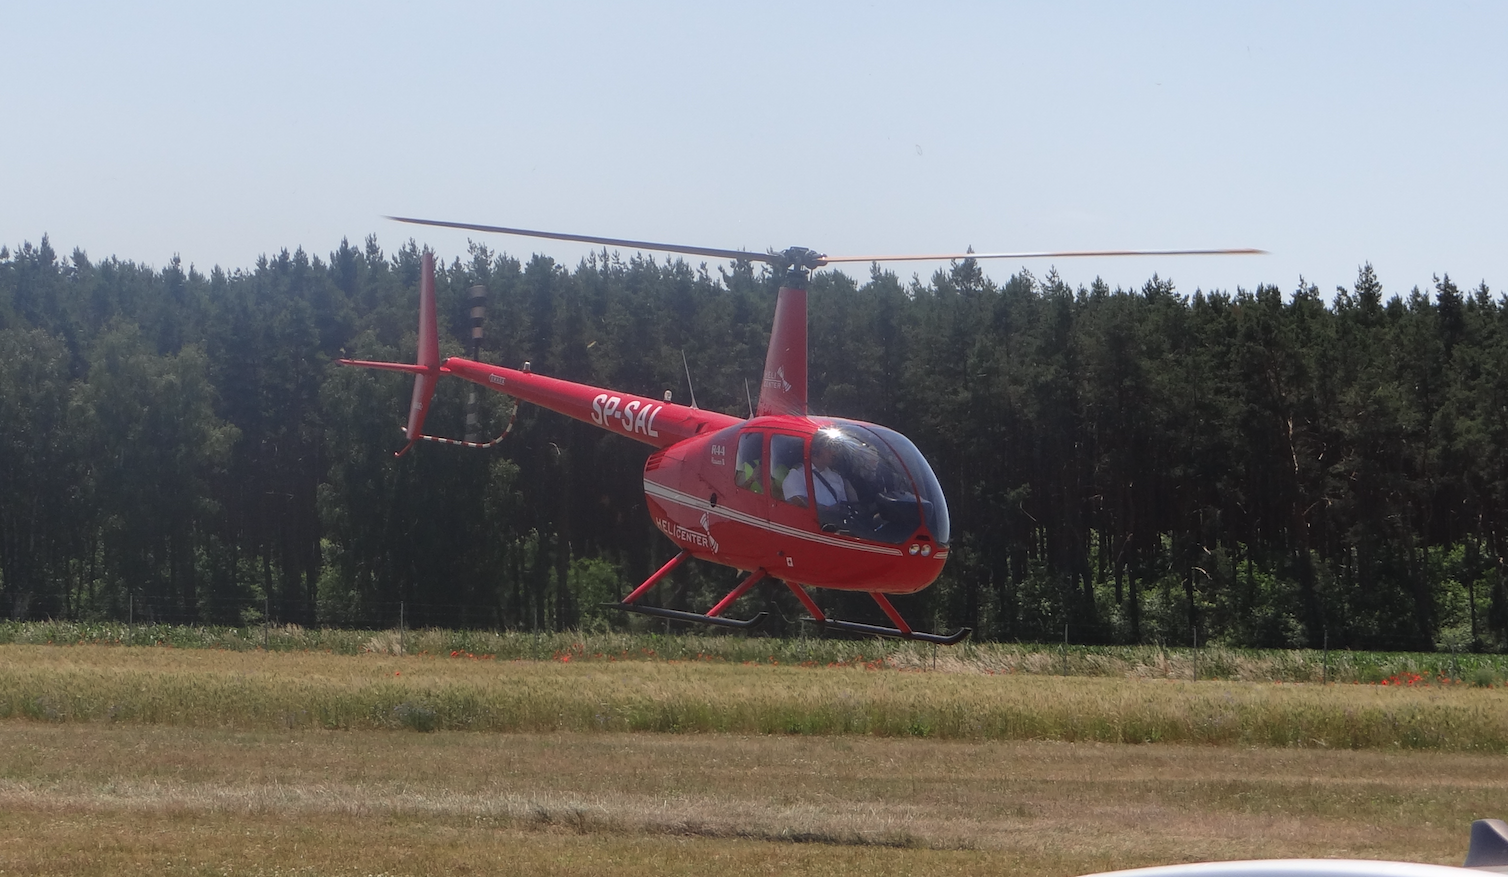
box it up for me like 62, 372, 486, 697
813, 420, 951, 546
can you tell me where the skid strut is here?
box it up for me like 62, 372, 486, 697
607, 554, 769, 629
787, 582, 971, 645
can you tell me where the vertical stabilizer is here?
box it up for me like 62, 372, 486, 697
400, 251, 442, 454
755, 282, 808, 416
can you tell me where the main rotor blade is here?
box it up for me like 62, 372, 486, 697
819, 248, 1267, 265
389, 216, 1264, 269
387, 216, 776, 264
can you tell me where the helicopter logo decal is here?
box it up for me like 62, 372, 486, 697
657, 514, 718, 554
762, 366, 792, 395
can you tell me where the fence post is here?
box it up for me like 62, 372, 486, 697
1192, 627, 1199, 681
1323, 629, 1329, 685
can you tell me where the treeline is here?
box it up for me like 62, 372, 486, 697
1, 234, 1505, 651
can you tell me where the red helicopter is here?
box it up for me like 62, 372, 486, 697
341, 218, 1260, 644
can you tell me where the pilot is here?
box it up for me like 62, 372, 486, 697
783, 432, 855, 510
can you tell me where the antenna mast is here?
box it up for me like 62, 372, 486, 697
681, 350, 699, 409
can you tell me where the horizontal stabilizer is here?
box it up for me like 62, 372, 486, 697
338, 360, 431, 375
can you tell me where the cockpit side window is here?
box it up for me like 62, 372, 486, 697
734, 431, 765, 494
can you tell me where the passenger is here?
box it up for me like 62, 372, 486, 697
736, 458, 763, 494
842, 442, 901, 534
735, 432, 764, 494
846, 443, 886, 502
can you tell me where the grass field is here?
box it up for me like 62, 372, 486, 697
2, 638, 1506, 876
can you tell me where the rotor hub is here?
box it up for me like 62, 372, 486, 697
768, 246, 826, 285
777, 247, 825, 270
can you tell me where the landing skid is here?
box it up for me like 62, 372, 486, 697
782, 581, 971, 645
806, 616, 972, 645
609, 550, 969, 645
607, 602, 769, 629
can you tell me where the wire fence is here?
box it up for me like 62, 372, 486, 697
8, 592, 1501, 653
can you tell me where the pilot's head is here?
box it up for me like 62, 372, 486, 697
811, 431, 840, 467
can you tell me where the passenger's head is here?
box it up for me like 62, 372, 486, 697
853, 443, 879, 476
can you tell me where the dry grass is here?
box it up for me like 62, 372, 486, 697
3, 645, 1507, 750
1, 723, 1502, 877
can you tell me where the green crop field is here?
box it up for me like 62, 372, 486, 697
2, 629, 1506, 876
5, 620, 1507, 684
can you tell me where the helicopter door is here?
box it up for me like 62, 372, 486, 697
764, 432, 816, 571
712, 429, 769, 570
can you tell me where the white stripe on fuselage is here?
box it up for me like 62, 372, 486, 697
643, 481, 904, 557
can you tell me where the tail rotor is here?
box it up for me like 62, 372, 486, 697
415, 277, 518, 451
464, 284, 486, 443
338, 251, 517, 454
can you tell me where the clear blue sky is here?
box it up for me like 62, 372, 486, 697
6, 1, 1505, 300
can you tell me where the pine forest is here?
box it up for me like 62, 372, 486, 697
2, 234, 1506, 653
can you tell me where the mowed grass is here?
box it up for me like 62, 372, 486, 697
3, 644, 1508, 749
2, 722, 1503, 877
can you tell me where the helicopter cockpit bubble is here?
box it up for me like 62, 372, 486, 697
818, 420, 950, 546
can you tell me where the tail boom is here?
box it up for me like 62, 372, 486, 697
440, 357, 738, 449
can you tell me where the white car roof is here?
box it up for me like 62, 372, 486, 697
1079, 860, 1492, 877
